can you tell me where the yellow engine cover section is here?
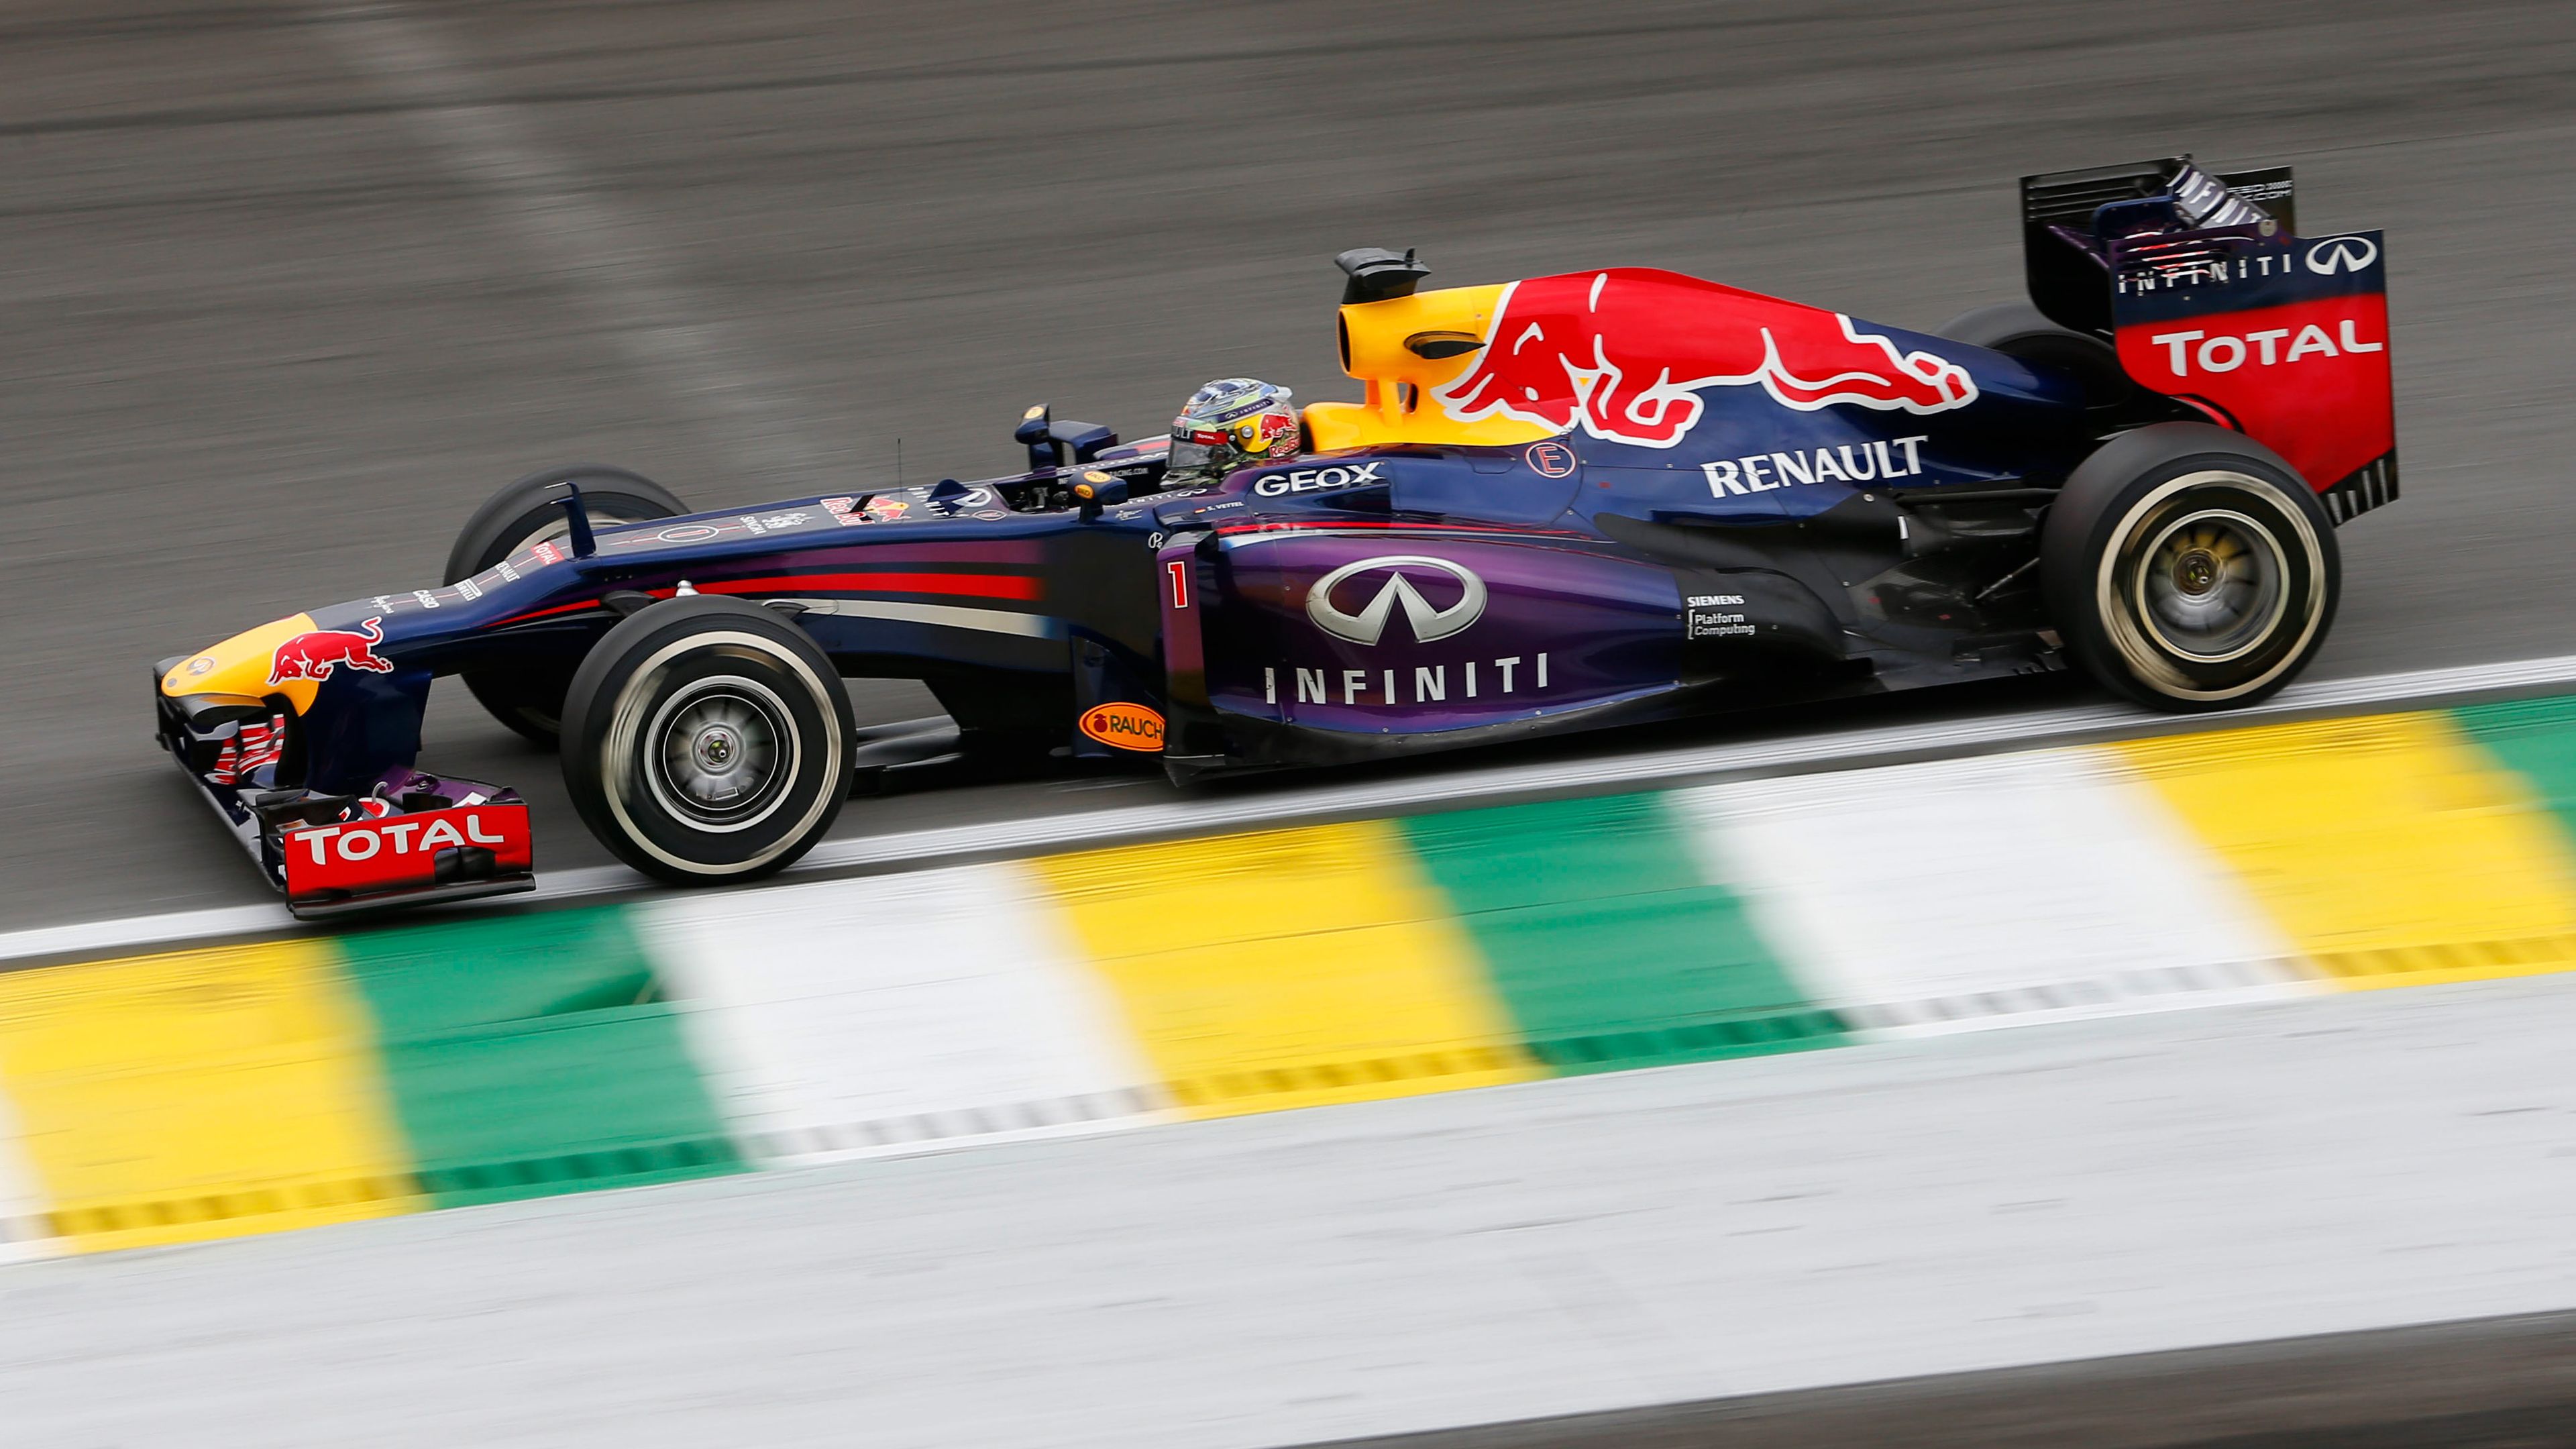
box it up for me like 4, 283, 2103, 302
1305, 284, 1563, 452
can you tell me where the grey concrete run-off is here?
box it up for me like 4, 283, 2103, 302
13, 977, 2576, 1446
1, 0, 2571, 928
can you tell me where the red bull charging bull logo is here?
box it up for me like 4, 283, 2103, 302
268, 617, 394, 685
1430, 268, 1979, 449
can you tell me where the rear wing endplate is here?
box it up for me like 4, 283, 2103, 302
2023, 158, 2396, 524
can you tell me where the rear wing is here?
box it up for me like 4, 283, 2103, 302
2022, 158, 2396, 523
2022, 158, 2296, 335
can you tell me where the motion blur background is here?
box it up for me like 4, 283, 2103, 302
5, 0, 2573, 926
5, 2, 2576, 1445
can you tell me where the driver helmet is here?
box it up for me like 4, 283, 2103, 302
1169, 378, 1299, 479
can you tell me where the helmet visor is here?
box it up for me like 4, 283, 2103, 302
1167, 425, 1225, 476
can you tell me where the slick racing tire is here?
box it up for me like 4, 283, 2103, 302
560, 596, 853, 884
2042, 423, 2338, 712
443, 464, 690, 746
1936, 303, 2136, 415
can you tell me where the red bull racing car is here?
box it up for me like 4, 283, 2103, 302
155, 156, 2394, 916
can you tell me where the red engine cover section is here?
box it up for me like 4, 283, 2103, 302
283, 803, 532, 902
2112, 229, 2394, 497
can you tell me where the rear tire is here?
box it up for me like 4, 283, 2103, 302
559, 596, 853, 883
1937, 302, 2136, 414
443, 464, 689, 746
2041, 423, 2337, 711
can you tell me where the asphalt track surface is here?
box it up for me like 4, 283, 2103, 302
15, 975, 2576, 1446
1309, 1311, 2576, 1449
5, 0, 2575, 934
3, 3, 2576, 1442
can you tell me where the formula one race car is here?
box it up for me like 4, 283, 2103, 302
155, 155, 2394, 916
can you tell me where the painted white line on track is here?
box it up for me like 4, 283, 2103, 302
517, 649, 2576, 913
10, 650, 2576, 967
0, 904, 299, 968
306, 1, 835, 491
771, 650, 2576, 877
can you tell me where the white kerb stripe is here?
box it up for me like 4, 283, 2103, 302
636, 862, 1163, 1165
1672, 748, 2313, 1035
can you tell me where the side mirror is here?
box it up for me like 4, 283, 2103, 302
1015, 404, 1054, 470
1072, 469, 1128, 521
1015, 402, 1120, 470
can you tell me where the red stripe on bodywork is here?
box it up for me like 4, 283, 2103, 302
702, 572, 1042, 600
1214, 520, 1590, 540
795, 540, 1049, 566
493, 600, 612, 627
492, 571, 1041, 627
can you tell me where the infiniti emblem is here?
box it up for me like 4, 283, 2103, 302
2304, 235, 2379, 275
1305, 555, 1488, 645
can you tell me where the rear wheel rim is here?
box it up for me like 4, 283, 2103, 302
2134, 508, 2288, 664
2094, 468, 2326, 703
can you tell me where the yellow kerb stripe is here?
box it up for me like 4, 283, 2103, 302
1032, 820, 1537, 1118
2116, 713, 2576, 988
0, 940, 420, 1251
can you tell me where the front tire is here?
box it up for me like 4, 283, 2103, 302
444, 464, 690, 746
2042, 424, 2338, 711
560, 596, 853, 883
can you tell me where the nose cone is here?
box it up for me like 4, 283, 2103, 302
161, 612, 323, 713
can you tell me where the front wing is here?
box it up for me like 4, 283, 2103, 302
152, 661, 535, 918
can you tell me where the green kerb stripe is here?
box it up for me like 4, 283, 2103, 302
1400, 794, 1843, 1072
2453, 697, 2576, 851
330, 906, 743, 1210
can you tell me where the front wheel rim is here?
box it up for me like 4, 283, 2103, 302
641, 675, 798, 832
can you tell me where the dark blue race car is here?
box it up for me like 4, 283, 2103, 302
154, 156, 2396, 916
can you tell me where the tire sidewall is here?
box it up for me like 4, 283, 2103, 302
1935, 302, 2129, 411
562, 599, 852, 882
443, 464, 688, 586
446, 464, 687, 745
2045, 426, 2339, 710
